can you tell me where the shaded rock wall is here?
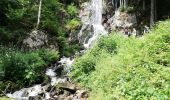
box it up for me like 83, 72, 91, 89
23, 30, 58, 50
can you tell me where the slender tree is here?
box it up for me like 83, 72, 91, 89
124, 0, 126, 8
36, 0, 42, 29
154, 0, 157, 21
150, 0, 155, 27
115, 0, 118, 9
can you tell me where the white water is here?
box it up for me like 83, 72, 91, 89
59, 56, 74, 73
79, 0, 107, 48
6, 57, 73, 99
6, 0, 107, 99
7, 85, 43, 100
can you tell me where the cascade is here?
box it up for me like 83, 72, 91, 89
79, 0, 107, 48
6, 0, 107, 99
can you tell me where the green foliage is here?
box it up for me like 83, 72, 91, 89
57, 36, 70, 56
71, 20, 170, 99
66, 18, 80, 31
98, 36, 117, 53
67, 3, 78, 18
0, 0, 80, 57
40, 0, 80, 56
120, 6, 134, 13
0, 47, 59, 89
71, 36, 117, 84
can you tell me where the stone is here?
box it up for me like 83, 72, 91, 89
58, 82, 76, 94
76, 90, 87, 98
28, 95, 42, 100
42, 84, 51, 92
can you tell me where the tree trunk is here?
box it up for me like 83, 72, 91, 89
150, 0, 155, 27
115, 0, 117, 9
36, 0, 42, 29
143, 0, 146, 10
112, 0, 115, 9
120, 0, 122, 7
154, 0, 157, 21
124, 0, 126, 8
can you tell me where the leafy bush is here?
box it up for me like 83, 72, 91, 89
71, 20, 170, 99
98, 36, 117, 53
0, 47, 59, 90
67, 3, 78, 17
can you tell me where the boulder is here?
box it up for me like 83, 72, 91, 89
23, 30, 58, 49
23, 30, 48, 48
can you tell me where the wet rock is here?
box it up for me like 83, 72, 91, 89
76, 90, 87, 99
28, 95, 42, 100
66, 95, 74, 100
54, 65, 63, 76
42, 84, 51, 92
58, 94, 66, 100
58, 82, 76, 94
53, 95, 59, 99
103, 0, 115, 17
50, 90, 57, 96
63, 90, 70, 97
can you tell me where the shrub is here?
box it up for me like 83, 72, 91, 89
98, 36, 117, 53
0, 47, 59, 90
67, 4, 78, 17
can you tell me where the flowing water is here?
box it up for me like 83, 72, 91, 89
79, 0, 107, 48
6, 0, 107, 99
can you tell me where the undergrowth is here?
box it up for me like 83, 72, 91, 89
71, 20, 170, 99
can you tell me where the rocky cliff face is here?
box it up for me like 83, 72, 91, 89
108, 10, 137, 31
23, 30, 58, 50
101, 0, 137, 32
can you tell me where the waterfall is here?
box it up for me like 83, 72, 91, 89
79, 0, 107, 48
6, 0, 107, 99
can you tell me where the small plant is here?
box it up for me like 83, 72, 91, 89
67, 3, 78, 17
65, 18, 80, 30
